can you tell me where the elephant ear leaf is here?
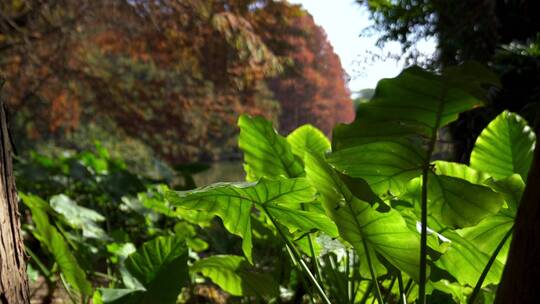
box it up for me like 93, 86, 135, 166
191, 255, 279, 298
238, 114, 303, 179
435, 231, 504, 287
470, 111, 536, 181
166, 178, 336, 263
20, 193, 93, 299
404, 174, 504, 228
287, 124, 330, 157
329, 64, 498, 196
122, 235, 189, 304
304, 153, 421, 280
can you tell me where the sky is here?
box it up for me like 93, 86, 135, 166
288, 0, 436, 94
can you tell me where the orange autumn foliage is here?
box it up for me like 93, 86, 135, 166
1, 0, 354, 163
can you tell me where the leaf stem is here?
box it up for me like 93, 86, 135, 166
263, 206, 332, 304
397, 272, 407, 304
347, 249, 353, 303
308, 230, 324, 284
359, 281, 374, 304
361, 237, 384, 304
468, 226, 514, 304
419, 166, 429, 303
384, 275, 397, 303
419, 79, 447, 304
26, 246, 51, 279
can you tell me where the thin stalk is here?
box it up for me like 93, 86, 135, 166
468, 226, 514, 304
397, 272, 407, 304
26, 246, 51, 278
301, 201, 324, 285
347, 250, 353, 303
419, 166, 429, 304
361, 237, 384, 304
263, 206, 332, 304
404, 279, 413, 295
325, 255, 348, 303
59, 273, 81, 304
92, 271, 120, 283
384, 276, 397, 303
284, 230, 315, 304
352, 252, 361, 301
359, 281, 374, 304
307, 233, 324, 284
419, 81, 447, 304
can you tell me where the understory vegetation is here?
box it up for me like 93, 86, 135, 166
17, 63, 536, 303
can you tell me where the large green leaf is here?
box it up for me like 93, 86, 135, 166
333, 64, 497, 148
484, 174, 525, 213
457, 211, 514, 264
405, 174, 504, 228
166, 178, 337, 262
264, 203, 337, 237
434, 161, 525, 212
287, 124, 330, 157
238, 114, 303, 179
470, 111, 536, 180
435, 231, 504, 287
191, 255, 279, 297
121, 235, 189, 304
49, 194, 108, 240
330, 64, 498, 196
328, 140, 424, 195
20, 193, 92, 298
304, 153, 421, 280
432, 161, 491, 185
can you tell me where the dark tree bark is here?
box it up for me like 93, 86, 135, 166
0, 99, 29, 303
496, 123, 540, 303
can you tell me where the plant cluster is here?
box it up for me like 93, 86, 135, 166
18, 63, 536, 303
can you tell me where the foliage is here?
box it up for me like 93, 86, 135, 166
259, 3, 355, 134
356, 0, 540, 66
1, 0, 353, 163
167, 63, 535, 303
15, 63, 537, 304
15, 143, 209, 303
356, 0, 540, 164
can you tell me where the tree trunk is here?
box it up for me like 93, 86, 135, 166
495, 123, 540, 303
0, 100, 30, 303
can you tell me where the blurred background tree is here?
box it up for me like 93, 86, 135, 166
0, 0, 354, 166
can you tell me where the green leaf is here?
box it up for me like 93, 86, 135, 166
457, 211, 514, 263
50, 194, 109, 240
98, 288, 142, 303
484, 174, 525, 213
434, 161, 524, 213
191, 255, 279, 297
429, 280, 471, 304
328, 141, 424, 196
470, 111, 536, 180
435, 231, 504, 287
432, 161, 491, 185
238, 114, 303, 179
304, 153, 421, 280
106, 243, 136, 264
20, 193, 93, 297
405, 174, 504, 228
330, 64, 497, 198
333, 64, 497, 148
166, 178, 335, 262
287, 124, 330, 157
123, 235, 189, 304
264, 203, 338, 237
